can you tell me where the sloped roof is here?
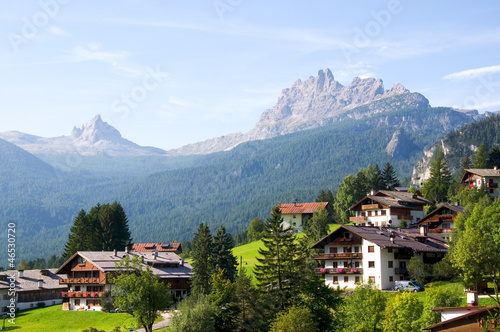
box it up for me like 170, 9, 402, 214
0, 269, 67, 292
132, 242, 181, 253
418, 204, 464, 226
277, 202, 328, 214
350, 190, 431, 211
311, 225, 448, 253
424, 306, 494, 331
56, 251, 192, 280
461, 168, 500, 182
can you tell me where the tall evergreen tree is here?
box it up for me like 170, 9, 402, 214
99, 202, 132, 251
474, 143, 489, 168
63, 209, 92, 259
212, 225, 238, 282
488, 146, 500, 169
382, 162, 400, 190
355, 168, 370, 200
191, 223, 214, 296
421, 149, 452, 202
368, 163, 385, 192
306, 207, 330, 244
333, 174, 357, 224
254, 207, 301, 310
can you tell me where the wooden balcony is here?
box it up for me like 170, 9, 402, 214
362, 204, 380, 210
429, 228, 452, 233
62, 291, 103, 298
394, 267, 408, 274
487, 182, 498, 188
315, 267, 363, 275
314, 253, 363, 260
349, 216, 368, 222
394, 253, 413, 260
59, 277, 103, 285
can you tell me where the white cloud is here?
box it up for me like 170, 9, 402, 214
48, 26, 70, 36
443, 65, 500, 80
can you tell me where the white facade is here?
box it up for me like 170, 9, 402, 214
282, 214, 304, 233
352, 207, 426, 227
63, 284, 113, 311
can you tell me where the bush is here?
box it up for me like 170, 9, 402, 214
37, 302, 46, 308
270, 306, 316, 332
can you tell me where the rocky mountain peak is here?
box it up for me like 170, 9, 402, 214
72, 114, 122, 144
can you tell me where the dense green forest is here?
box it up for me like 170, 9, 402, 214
0, 104, 474, 263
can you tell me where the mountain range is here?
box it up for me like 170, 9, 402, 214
0, 68, 497, 264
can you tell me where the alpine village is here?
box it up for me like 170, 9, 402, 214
3, 68, 500, 332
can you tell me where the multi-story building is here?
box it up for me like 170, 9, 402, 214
56, 249, 192, 311
349, 190, 431, 227
460, 168, 500, 198
0, 269, 68, 313
417, 204, 464, 241
277, 202, 329, 233
311, 225, 448, 290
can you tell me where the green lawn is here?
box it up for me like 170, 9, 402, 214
5, 304, 137, 332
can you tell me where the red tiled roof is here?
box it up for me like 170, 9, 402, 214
276, 202, 328, 215
132, 242, 181, 252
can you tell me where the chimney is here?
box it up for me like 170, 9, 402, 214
18, 270, 24, 278
153, 250, 158, 260
37, 279, 43, 289
467, 291, 478, 306
113, 249, 117, 256
125, 246, 129, 254
179, 258, 184, 266
455, 200, 460, 206
495, 166, 498, 171
390, 233, 395, 243
419, 224, 428, 237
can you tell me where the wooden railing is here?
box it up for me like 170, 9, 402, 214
394, 253, 412, 260
362, 204, 380, 210
394, 267, 408, 274
59, 277, 103, 284
62, 291, 103, 298
349, 216, 368, 222
315, 268, 363, 275
314, 253, 363, 260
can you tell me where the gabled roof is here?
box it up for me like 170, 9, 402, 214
132, 242, 182, 253
311, 225, 448, 253
0, 269, 67, 292
277, 202, 328, 214
461, 168, 500, 183
418, 204, 464, 226
424, 306, 495, 331
56, 251, 192, 280
350, 190, 431, 211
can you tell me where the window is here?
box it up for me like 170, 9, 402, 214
333, 276, 338, 284
2, 295, 8, 300
293, 215, 296, 218
77, 256, 86, 265
355, 261, 360, 268
330, 247, 337, 254
381, 210, 386, 216
388, 261, 393, 268
344, 276, 349, 283
343, 261, 349, 268
369, 276, 375, 283
75, 299, 80, 306
400, 276, 404, 280
368, 261, 375, 268
355, 276, 360, 283
292, 222, 296, 226
389, 276, 394, 282
1, 307, 6, 313
30, 304, 33, 308
332, 262, 338, 268
368, 246, 375, 253
75, 286, 81, 291
354, 246, 359, 253
491, 189, 494, 194
388, 248, 393, 253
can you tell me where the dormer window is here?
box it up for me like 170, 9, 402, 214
77, 257, 86, 265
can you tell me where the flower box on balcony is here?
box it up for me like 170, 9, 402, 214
337, 268, 344, 273
69, 294, 74, 298
62, 292, 67, 297
320, 268, 327, 274
350, 269, 357, 273
92, 293, 99, 298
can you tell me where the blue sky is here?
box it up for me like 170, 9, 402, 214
1, 1, 499, 150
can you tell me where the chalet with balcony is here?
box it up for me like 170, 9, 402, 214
349, 190, 431, 227
277, 202, 329, 233
0, 269, 68, 313
311, 225, 448, 290
417, 204, 464, 241
56, 250, 192, 311
460, 168, 500, 198
132, 242, 182, 254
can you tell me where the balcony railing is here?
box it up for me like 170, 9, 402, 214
315, 267, 363, 275
349, 216, 368, 222
429, 228, 453, 233
487, 182, 498, 188
362, 204, 380, 210
394, 253, 412, 260
62, 291, 103, 298
314, 253, 363, 260
59, 277, 103, 285
394, 267, 408, 274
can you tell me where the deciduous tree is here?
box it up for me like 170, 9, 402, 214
382, 292, 423, 332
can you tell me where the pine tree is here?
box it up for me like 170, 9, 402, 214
254, 207, 301, 310
191, 223, 213, 296
368, 163, 385, 191
212, 225, 238, 282
488, 147, 500, 169
474, 143, 489, 168
382, 162, 400, 190
306, 207, 329, 244
63, 209, 92, 259
99, 202, 132, 251
422, 149, 452, 202
354, 168, 370, 200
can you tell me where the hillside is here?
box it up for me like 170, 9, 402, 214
412, 114, 500, 183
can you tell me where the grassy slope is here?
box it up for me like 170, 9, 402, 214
6, 304, 136, 332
